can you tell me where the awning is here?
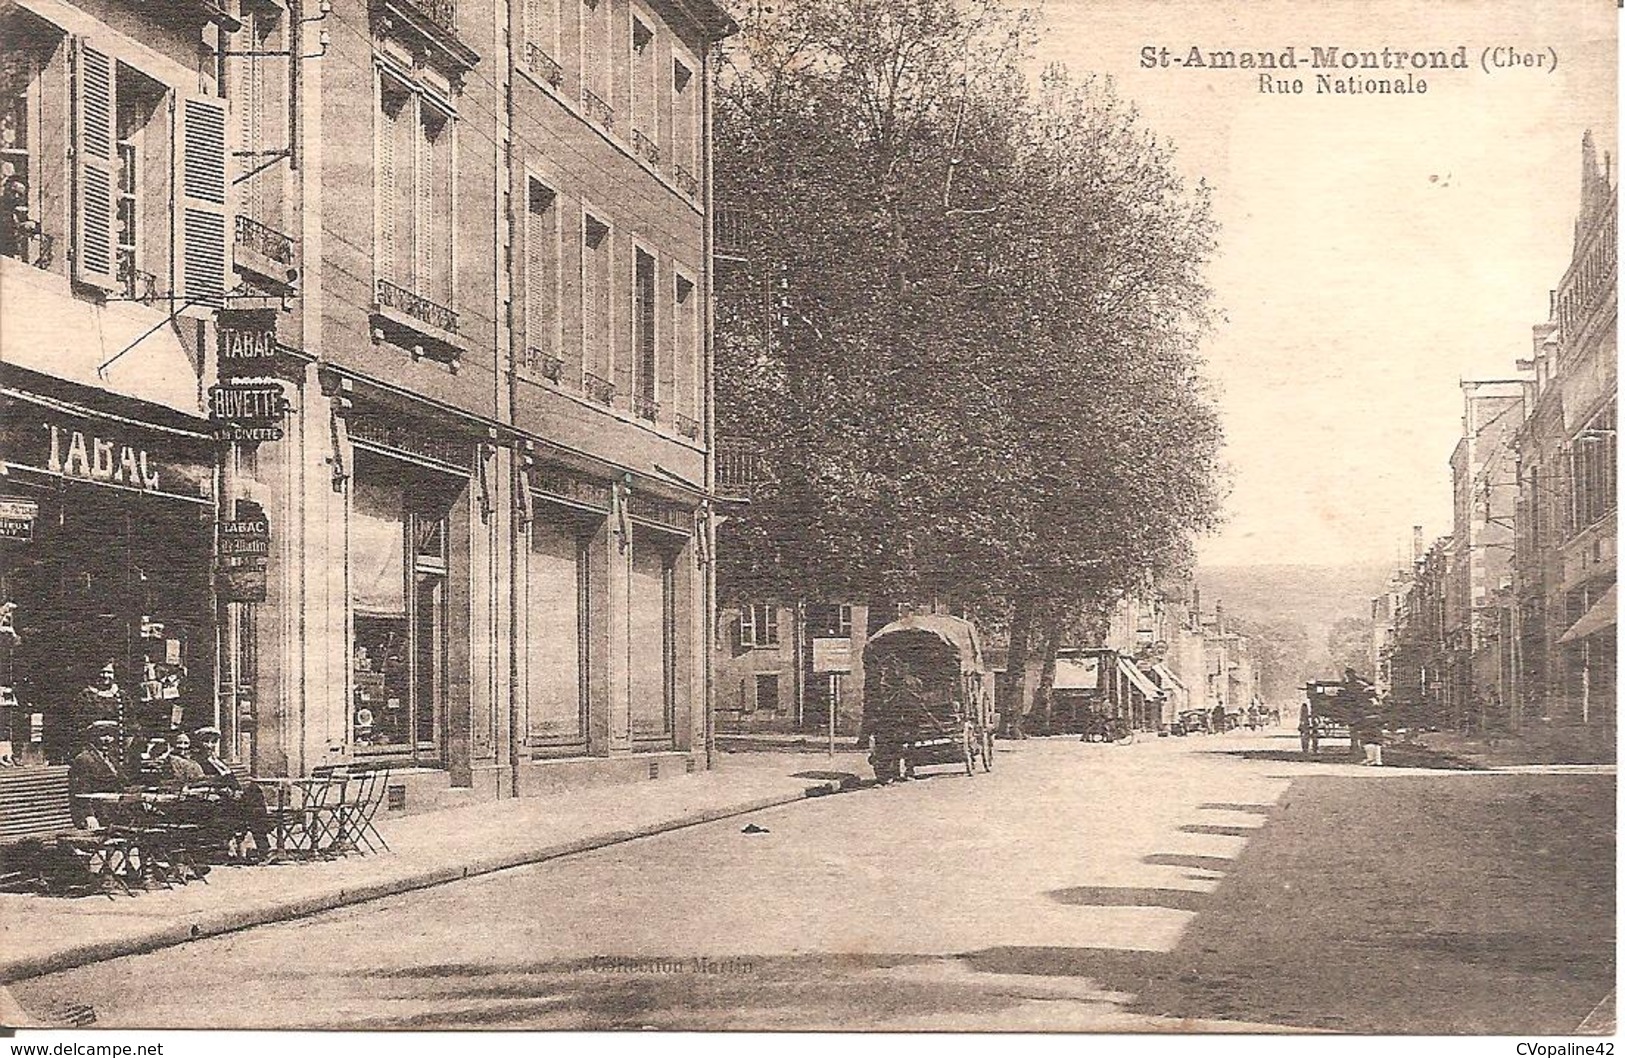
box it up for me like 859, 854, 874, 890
1151, 663, 1188, 693
1559, 585, 1617, 645
1118, 658, 1164, 700
1053, 656, 1101, 691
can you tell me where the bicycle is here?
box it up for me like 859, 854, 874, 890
1080, 714, 1136, 745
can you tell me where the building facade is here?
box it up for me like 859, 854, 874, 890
0, 0, 734, 808
1510, 133, 1617, 742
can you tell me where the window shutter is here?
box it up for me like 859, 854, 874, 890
175, 95, 229, 301
72, 39, 118, 292
377, 87, 395, 286
417, 106, 431, 294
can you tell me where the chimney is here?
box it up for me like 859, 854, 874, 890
1412, 525, 1424, 564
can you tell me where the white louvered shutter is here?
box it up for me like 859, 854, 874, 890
72, 39, 118, 292
417, 107, 432, 295
176, 95, 229, 301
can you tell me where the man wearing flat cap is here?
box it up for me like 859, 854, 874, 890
69, 720, 127, 829
190, 726, 272, 859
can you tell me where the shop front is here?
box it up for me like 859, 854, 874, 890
0, 377, 218, 770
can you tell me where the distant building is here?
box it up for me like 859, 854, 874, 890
1446, 378, 1531, 731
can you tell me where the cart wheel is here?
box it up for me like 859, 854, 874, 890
1114, 720, 1136, 746
981, 730, 994, 772
962, 724, 976, 776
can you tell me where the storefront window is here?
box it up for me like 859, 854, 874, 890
629, 529, 675, 746
526, 517, 588, 751
349, 454, 456, 760
0, 397, 215, 765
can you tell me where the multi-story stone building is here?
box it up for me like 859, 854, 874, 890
1511, 133, 1617, 745
1445, 378, 1529, 731
0, 0, 735, 809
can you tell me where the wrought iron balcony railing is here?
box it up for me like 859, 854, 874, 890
581, 87, 614, 129
520, 346, 564, 382
235, 214, 296, 266
630, 129, 661, 167
376, 277, 458, 334
672, 165, 699, 198
401, 0, 456, 33
523, 42, 564, 87
714, 208, 747, 261
675, 413, 701, 441
716, 437, 769, 497
1, 223, 52, 271
117, 254, 158, 302
584, 371, 616, 406
633, 394, 659, 422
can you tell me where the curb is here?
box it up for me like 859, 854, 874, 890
0, 784, 833, 985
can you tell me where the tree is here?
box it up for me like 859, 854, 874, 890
1327, 615, 1375, 678
713, 0, 1226, 730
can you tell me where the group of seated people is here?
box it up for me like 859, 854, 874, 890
66, 720, 273, 861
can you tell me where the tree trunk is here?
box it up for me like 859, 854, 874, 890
1034, 616, 1061, 734
1000, 595, 1035, 738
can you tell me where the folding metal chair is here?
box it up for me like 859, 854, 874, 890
346, 768, 392, 855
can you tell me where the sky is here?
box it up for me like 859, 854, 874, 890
1027, 0, 1618, 569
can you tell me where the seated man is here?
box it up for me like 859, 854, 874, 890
190, 726, 272, 859
134, 736, 206, 789
68, 720, 127, 829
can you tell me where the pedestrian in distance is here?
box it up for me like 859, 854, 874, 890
1298, 700, 1318, 758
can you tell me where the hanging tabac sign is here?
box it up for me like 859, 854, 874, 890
217, 500, 271, 603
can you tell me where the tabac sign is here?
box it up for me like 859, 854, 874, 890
217, 500, 271, 603
218, 309, 282, 377
46, 423, 162, 490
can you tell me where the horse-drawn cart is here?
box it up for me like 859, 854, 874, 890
861, 615, 996, 782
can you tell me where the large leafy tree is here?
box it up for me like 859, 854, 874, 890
713, 0, 1226, 726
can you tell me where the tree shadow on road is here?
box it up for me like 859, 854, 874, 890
1045, 886, 1208, 912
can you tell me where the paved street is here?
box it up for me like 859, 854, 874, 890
10, 732, 1614, 1032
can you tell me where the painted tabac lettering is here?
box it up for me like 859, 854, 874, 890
45, 423, 160, 490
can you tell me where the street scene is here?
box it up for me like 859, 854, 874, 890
6, 735, 1613, 1033
0, 0, 1616, 1043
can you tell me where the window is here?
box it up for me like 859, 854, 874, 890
754, 673, 780, 715
630, 530, 675, 745
671, 56, 698, 189
375, 67, 456, 313
523, 178, 561, 379
633, 247, 657, 419
234, 3, 286, 230
673, 272, 697, 427
350, 455, 460, 759
740, 604, 778, 648
524, 0, 562, 80
1572, 402, 1617, 530
582, 212, 613, 394
629, 16, 656, 162
580, 0, 612, 125
0, 27, 53, 269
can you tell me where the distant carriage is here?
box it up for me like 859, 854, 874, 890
860, 615, 996, 782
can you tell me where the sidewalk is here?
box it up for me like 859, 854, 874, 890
0, 750, 870, 985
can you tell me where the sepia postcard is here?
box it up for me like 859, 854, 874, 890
0, 0, 1615, 1049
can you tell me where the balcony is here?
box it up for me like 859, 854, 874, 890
519, 345, 564, 382
399, 0, 454, 33
523, 42, 564, 88
581, 87, 614, 130
630, 129, 661, 167
716, 437, 769, 499
233, 214, 299, 291
715, 208, 747, 262
633, 393, 659, 423
372, 278, 467, 365
117, 255, 159, 303
0, 217, 52, 272
672, 164, 699, 199
584, 371, 616, 406
675, 413, 701, 441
